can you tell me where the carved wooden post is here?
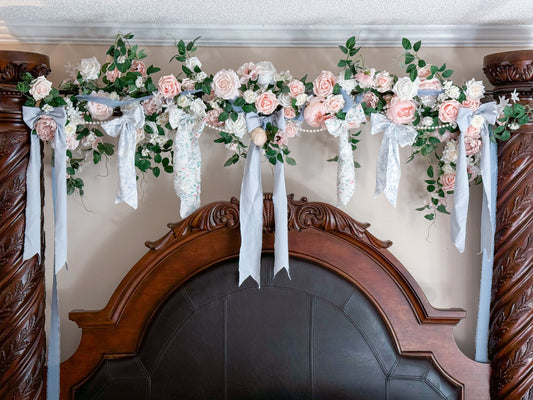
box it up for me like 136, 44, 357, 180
484, 51, 533, 400
0, 51, 50, 400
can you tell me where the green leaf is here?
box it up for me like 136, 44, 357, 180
233, 97, 245, 107
339, 45, 348, 55
409, 69, 417, 82
402, 38, 412, 50
437, 205, 450, 214
427, 185, 435, 192
418, 59, 426, 68
344, 69, 352, 80
93, 150, 101, 164
427, 165, 434, 178
413, 40, 422, 52
285, 157, 296, 166
430, 65, 439, 74
154, 154, 162, 163
404, 53, 415, 64
337, 59, 348, 68
327, 156, 339, 162
424, 214, 435, 221
224, 154, 240, 167
346, 36, 356, 49
442, 69, 454, 78
353, 161, 361, 168
218, 111, 229, 122
152, 166, 161, 177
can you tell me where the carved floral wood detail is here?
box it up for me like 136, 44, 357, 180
484, 50, 533, 400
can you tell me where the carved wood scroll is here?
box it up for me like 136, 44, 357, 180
484, 50, 533, 400
0, 51, 50, 400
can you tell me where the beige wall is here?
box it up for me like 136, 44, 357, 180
3, 41, 519, 361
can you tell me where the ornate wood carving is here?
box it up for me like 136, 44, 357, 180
61, 194, 489, 399
0, 50, 49, 400
484, 51, 533, 400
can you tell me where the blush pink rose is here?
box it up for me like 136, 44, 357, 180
462, 97, 481, 111
362, 91, 379, 108
325, 94, 345, 114
212, 69, 240, 100
465, 126, 481, 139
288, 79, 305, 98
313, 70, 336, 97
87, 100, 113, 121
386, 96, 416, 125
106, 67, 121, 83
418, 78, 442, 91
65, 133, 80, 151
29, 76, 53, 101
131, 60, 147, 76
303, 96, 329, 127
285, 121, 299, 138
438, 100, 461, 123
283, 106, 296, 119
237, 62, 258, 84
34, 115, 57, 141
181, 78, 196, 91
417, 65, 432, 81
355, 69, 375, 89
274, 132, 288, 146
158, 75, 181, 99
82, 134, 103, 150
255, 91, 279, 115
205, 108, 224, 127
464, 137, 482, 156
374, 71, 393, 93
440, 173, 456, 191
142, 94, 162, 115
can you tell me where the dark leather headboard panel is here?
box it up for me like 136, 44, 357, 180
75, 255, 459, 400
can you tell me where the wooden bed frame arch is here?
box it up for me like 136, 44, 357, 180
60, 194, 490, 399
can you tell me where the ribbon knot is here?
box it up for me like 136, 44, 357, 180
239, 110, 289, 286
169, 106, 206, 218
101, 104, 145, 209
370, 113, 418, 207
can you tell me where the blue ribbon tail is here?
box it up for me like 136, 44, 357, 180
23, 129, 41, 261
273, 161, 289, 279
46, 272, 60, 400
238, 144, 263, 286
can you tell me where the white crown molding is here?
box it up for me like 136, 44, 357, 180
1, 23, 533, 47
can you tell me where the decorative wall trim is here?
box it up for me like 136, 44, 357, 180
1, 23, 533, 47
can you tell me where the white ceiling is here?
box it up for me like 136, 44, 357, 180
1, 0, 533, 46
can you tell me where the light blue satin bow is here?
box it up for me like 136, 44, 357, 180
370, 113, 418, 207
239, 110, 289, 286
325, 104, 366, 208
169, 107, 205, 218
22, 106, 68, 400
101, 105, 145, 209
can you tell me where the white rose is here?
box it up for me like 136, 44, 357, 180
194, 71, 207, 82
135, 76, 144, 89
420, 96, 437, 108
185, 57, 202, 71
442, 163, 454, 174
442, 140, 458, 163
243, 89, 258, 104
29, 76, 53, 101
337, 73, 357, 93
117, 56, 126, 64
177, 95, 190, 108
465, 79, 485, 100
78, 56, 101, 81
445, 85, 460, 100
278, 93, 292, 108
295, 93, 308, 107
256, 61, 277, 86
422, 116, 434, 126
443, 80, 453, 90
42, 104, 54, 113
471, 114, 485, 129
190, 98, 207, 117
225, 113, 247, 138
275, 70, 292, 83
393, 77, 419, 100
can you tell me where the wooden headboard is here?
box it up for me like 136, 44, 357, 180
60, 194, 489, 399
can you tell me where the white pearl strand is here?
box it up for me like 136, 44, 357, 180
204, 122, 326, 134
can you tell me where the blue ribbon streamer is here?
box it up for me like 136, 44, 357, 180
239, 110, 289, 285
75, 94, 153, 107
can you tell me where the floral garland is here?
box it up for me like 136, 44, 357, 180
16, 33, 530, 220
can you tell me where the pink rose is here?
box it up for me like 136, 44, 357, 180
325, 94, 345, 114
438, 100, 461, 123
313, 70, 336, 97
362, 91, 379, 108
142, 94, 163, 115
212, 69, 240, 100
440, 173, 456, 191
355, 69, 375, 89
283, 106, 296, 119
419, 78, 442, 91
82, 134, 102, 150
462, 97, 481, 111
106, 66, 121, 83
288, 79, 305, 98
29, 76, 53, 101
181, 78, 196, 91
65, 133, 79, 151
374, 71, 393, 93
274, 131, 288, 146
417, 65, 433, 80
465, 126, 481, 139
386, 96, 416, 125
255, 91, 279, 115
158, 75, 181, 99
34, 115, 57, 142
131, 60, 147, 76
464, 137, 482, 156
303, 96, 329, 127
285, 121, 299, 138
237, 62, 258, 84
87, 99, 113, 121
205, 108, 224, 127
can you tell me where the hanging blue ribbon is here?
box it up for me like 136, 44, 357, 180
370, 113, 418, 207
239, 110, 289, 286
22, 106, 68, 400
101, 105, 145, 209
75, 94, 153, 108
